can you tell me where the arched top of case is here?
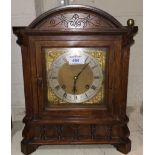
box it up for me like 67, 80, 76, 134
29, 5, 123, 31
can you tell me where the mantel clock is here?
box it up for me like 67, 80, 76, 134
13, 5, 138, 154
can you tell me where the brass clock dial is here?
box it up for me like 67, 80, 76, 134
48, 51, 103, 103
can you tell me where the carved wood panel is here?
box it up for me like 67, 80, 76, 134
35, 12, 116, 30
29, 5, 123, 31
31, 124, 113, 141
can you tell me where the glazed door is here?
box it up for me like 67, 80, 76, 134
34, 38, 122, 122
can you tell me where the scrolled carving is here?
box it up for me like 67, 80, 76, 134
122, 26, 138, 48
50, 14, 92, 29
37, 13, 115, 30
16, 35, 23, 46
23, 115, 33, 123
36, 124, 113, 141
12, 27, 25, 46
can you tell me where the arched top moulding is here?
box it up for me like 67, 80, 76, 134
29, 5, 123, 31
13, 5, 138, 35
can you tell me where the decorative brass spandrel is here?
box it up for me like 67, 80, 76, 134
45, 48, 107, 105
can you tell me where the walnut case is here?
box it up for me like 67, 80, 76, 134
13, 5, 138, 155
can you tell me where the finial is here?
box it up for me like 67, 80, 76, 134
127, 19, 134, 28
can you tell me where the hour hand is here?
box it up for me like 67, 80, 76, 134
72, 85, 77, 94
72, 76, 78, 94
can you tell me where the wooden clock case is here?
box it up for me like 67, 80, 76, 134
13, 5, 138, 155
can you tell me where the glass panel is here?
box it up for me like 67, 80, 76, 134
44, 48, 107, 105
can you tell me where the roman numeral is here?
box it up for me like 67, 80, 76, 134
85, 93, 88, 98
94, 76, 100, 79
51, 76, 57, 79
74, 95, 77, 100
91, 65, 98, 69
91, 85, 96, 90
63, 58, 68, 63
61, 84, 66, 89
63, 92, 67, 98
55, 85, 60, 90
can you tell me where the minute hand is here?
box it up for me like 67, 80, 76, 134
76, 62, 90, 78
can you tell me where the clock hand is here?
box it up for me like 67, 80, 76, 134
72, 62, 90, 94
76, 62, 90, 78
72, 77, 77, 94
